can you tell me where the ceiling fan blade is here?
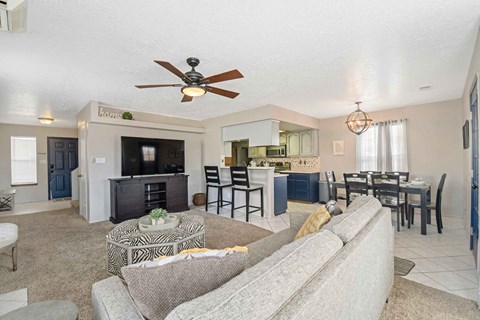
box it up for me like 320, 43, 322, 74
181, 95, 193, 103
206, 86, 240, 99
201, 69, 243, 85
154, 60, 191, 82
135, 84, 182, 89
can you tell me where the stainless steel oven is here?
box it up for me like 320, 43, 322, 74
266, 145, 287, 158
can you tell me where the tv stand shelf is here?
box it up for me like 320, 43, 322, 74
109, 174, 189, 223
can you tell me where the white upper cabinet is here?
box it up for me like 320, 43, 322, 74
286, 132, 300, 156
287, 130, 318, 157
279, 133, 287, 145
223, 120, 280, 147
248, 146, 266, 158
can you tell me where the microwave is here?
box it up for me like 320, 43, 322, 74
266, 145, 287, 158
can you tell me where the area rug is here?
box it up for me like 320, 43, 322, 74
381, 276, 480, 319
0, 208, 272, 320
394, 256, 416, 276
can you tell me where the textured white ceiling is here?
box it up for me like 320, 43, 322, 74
0, 0, 479, 128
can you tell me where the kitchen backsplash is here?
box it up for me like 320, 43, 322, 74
254, 156, 320, 170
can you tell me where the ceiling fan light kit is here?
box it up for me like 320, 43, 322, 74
136, 57, 243, 102
181, 84, 206, 97
345, 102, 373, 135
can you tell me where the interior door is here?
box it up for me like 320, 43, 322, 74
470, 76, 478, 265
48, 137, 78, 199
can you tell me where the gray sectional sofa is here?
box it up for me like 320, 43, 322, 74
92, 196, 394, 320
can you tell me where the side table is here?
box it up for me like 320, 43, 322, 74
106, 213, 205, 277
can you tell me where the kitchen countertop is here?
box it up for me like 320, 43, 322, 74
279, 170, 321, 174
220, 166, 274, 170
274, 173, 289, 178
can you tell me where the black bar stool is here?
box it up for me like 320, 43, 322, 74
204, 166, 232, 215
230, 166, 264, 222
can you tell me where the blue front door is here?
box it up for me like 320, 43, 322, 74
470, 77, 478, 265
48, 137, 78, 199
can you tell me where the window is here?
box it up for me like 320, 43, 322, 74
356, 120, 408, 172
11, 136, 37, 185
142, 146, 156, 162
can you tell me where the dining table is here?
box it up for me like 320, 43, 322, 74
333, 180, 432, 235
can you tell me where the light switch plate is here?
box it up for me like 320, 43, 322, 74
93, 157, 106, 164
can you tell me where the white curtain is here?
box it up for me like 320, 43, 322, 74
356, 119, 408, 172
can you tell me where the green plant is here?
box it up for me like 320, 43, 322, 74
122, 112, 133, 120
149, 208, 168, 220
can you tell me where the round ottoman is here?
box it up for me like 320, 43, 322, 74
0, 223, 18, 271
0, 300, 77, 320
106, 213, 205, 277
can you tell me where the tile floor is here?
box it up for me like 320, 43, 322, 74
0, 198, 71, 217
204, 200, 479, 302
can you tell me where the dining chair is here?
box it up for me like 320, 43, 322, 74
408, 173, 446, 234
385, 171, 410, 214
343, 173, 369, 206
371, 174, 406, 232
204, 166, 232, 215
325, 171, 346, 201
230, 166, 264, 222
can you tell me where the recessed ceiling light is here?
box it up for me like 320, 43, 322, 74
419, 85, 432, 91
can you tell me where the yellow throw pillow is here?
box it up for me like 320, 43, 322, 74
294, 206, 332, 240
176, 246, 248, 255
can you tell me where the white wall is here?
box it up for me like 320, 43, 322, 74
85, 122, 204, 222
318, 99, 464, 218
0, 123, 77, 203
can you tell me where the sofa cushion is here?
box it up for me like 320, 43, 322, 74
246, 227, 297, 268
325, 196, 382, 243
165, 230, 343, 320
294, 206, 331, 240
122, 250, 248, 320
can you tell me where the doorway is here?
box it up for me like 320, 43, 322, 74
470, 75, 478, 264
47, 137, 79, 199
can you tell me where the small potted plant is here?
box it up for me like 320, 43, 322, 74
122, 112, 133, 120
149, 208, 168, 225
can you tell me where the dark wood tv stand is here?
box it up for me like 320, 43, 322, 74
109, 174, 189, 223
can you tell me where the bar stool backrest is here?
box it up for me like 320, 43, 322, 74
204, 166, 221, 184
230, 166, 250, 188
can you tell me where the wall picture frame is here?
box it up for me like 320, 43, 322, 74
333, 140, 344, 156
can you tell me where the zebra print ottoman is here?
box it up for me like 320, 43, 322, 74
106, 213, 205, 277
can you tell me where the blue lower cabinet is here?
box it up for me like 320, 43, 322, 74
274, 176, 288, 215
283, 172, 320, 203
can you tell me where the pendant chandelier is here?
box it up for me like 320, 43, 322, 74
345, 102, 373, 135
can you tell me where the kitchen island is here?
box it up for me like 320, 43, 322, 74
218, 167, 287, 219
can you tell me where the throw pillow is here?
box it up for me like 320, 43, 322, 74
122, 250, 248, 320
294, 206, 331, 240
325, 200, 343, 216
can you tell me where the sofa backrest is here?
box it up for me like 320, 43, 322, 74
323, 195, 382, 243
165, 230, 343, 320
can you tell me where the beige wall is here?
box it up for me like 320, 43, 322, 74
462, 26, 480, 235
201, 104, 321, 167
0, 123, 78, 203
318, 99, 464, 218
85, 122, 204, 222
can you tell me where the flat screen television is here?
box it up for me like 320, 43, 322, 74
121, 136, 185, 176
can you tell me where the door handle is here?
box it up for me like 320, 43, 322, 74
473, 184, 478, 189
78, 174, 83, 178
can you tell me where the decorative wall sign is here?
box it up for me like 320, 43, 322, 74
98, 107, 124, 119
333, 140, 344, 156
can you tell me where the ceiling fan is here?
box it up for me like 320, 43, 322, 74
135, 57, 244, 103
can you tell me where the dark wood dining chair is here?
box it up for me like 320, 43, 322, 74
371, 174, 406, 232
385, 171, 410, 215
343, 173, 369, 206
230, 166, 264, 222
204, 166, 232, 215
408, 173, 446, 234
325, 171, 346, 201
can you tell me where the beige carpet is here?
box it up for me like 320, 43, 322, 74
0, 208, 272, 320
381, 276, 480, 319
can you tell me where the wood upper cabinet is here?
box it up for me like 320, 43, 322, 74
300, 130, 314, 156
286, 133, 300, 156
248, 147, 257, 158
279, 133, 287, 145
287, 130, 318, 157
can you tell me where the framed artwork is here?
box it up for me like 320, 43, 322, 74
333, 140, 344, 156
